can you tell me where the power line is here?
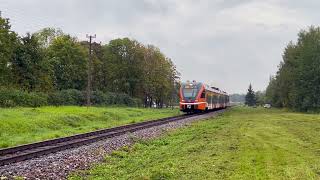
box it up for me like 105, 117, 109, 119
86, 34, 96, 107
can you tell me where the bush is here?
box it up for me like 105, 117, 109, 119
48, 89, 84, 106
0, 88, 141, 107
115, 93, 131, 105
0, 89, 48, 107
107, 93, 141, 107
48, 90, 141, 107
94, 91, 143, 106
91, 90, 110, 105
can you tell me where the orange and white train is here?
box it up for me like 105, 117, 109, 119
179, 81, 229, 112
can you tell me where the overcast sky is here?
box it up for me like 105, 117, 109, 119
0, 0, 318, 93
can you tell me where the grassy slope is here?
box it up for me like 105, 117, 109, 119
70, 107, 320, 179
0, 106, 180, 148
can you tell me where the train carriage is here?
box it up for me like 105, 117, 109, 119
179, 81, 229, 112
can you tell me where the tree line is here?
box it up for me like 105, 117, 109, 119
266, 26, 320, 112
230, 85, 266, 107
0, 15, 179, 107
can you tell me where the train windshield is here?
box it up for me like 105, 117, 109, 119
183, 88, 198, 98
181, 83, 202, 99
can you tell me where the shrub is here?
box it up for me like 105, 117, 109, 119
0, 89, 48, 107
107, 93, 138, 106
0, 88, 141, 107
25, 92, 48, 107
91, 90, 109, 105
131, 98, 143, 107
48, 89, 84, 106
107, 92, 117, 105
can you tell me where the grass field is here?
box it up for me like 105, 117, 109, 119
0, 106, 180, 148
70, 107, 320, 179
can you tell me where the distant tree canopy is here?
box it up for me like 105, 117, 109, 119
229, 93, 245, 103
245, 84, 256, 106
0, 15, 180, 107
266, 26, 320, 112
230, 91, 265, 105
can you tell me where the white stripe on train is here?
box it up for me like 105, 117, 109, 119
179, 102, 208, 105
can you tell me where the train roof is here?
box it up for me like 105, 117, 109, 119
182, 81, 228, 96
204, 84, 228, 95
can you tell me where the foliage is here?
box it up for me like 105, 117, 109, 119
140, 45, 179, 107
46, 35, 88, 90
90, 90, 110, 105
103, 38, 143, 96
48, 89, 84, 106
229, 93, 245, 103
0, 16, 18, 87
33, 27, 63, 48
266, 76, 282, 107
97, 38, 179, 107
0, 88, 48, 107
80, 41, 106, 92
255, 91, 267, 106
11, 33, 53, 92
70, 107, 320, 179
0, 106, 180, 148
266, 26, 320, 111
245, 84, 256, 106
0, 87, 142, 107
0, 14, 179, 108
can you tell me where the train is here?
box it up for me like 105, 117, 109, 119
179, 81, 229, 112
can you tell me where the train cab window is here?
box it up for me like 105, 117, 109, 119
200, 90, 206, 98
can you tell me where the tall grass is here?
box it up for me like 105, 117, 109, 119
0, 106, 180, 148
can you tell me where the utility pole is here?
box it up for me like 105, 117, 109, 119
86, 34, 96, 107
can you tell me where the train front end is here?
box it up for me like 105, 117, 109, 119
179, 81, 206, 112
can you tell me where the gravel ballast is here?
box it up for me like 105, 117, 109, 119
0, 110, 223, 179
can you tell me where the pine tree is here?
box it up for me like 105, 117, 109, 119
245, 84, 256, 106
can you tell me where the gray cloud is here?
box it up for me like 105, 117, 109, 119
0, 0, 318, 93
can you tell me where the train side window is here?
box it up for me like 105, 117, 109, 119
201, 90, 206, 98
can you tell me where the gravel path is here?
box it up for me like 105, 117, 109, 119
0, 110, 223, 180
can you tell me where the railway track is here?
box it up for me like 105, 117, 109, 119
0, 111, 218, 167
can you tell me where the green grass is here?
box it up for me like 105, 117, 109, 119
0, 106, 180, 148
69, 107, 320, 179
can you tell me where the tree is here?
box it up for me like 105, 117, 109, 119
141, 45, 178, 107
100, 38, 179, 107
33, 27, 63, 48
229, 94, 245, 103
255, 91, 266, 106
0, 16, 18, 87
266, 76, 282, 107
266, 26, 320, 111
245, 84, 256, 106
103, 38, 145, 96
11, 33, 52, 92
47, 35, 88, 90
0, 14, 180, 108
